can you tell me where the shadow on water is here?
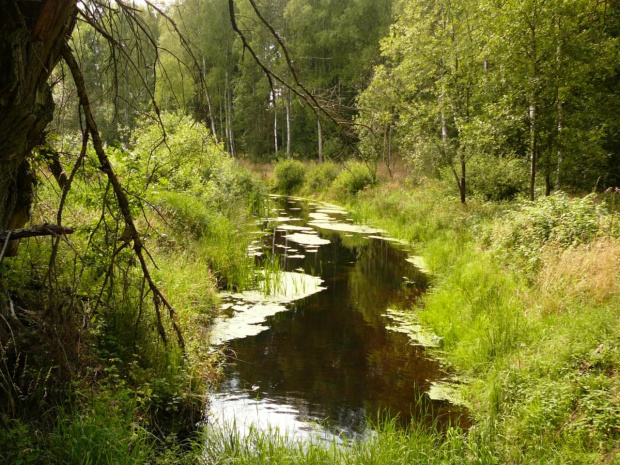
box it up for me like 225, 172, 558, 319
207, 196, 469, 441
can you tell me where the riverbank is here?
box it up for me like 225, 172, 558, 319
193, 164, 620, 463
0, 116, 268, 464
343, 181, 620, 463
211, 159, 620, 464
192, 162, 620, 462
4, 145, 619, 463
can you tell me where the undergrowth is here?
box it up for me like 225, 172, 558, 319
0, 114, 267, 463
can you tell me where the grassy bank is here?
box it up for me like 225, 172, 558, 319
344, 182, 620, 463
5, 141, 619, 464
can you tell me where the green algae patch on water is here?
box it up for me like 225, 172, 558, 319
210, 272, 326, 345
427, 380, 467, 407
384, 308, 442, 348
308, 221, 384, 235
276, 224, 314, 232
406, 255, 431, 274
285, 232, 331, 246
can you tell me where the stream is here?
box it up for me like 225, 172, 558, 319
207, 196, 467, 441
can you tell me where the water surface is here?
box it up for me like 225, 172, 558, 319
207, 197, 466, 440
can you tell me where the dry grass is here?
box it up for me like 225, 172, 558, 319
238, 160, 275, 182
537, 237, 620, 314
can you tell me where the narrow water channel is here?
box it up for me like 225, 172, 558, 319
207, 196, 466, 441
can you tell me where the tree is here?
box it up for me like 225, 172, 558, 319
359, 0, 486, 203
486, 0, 616, 198
0, 1, 76, 238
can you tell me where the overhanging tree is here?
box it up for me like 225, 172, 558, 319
0, 1, 76, 236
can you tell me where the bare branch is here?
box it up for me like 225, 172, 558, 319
62, 44, 185, 352
0, 225, 75, 242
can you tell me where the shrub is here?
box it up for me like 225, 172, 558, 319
332, 161, 375, 195
273, 159, 306, 194
303, 161, 340, 195
467, 156, 529, 201
497, 192, 605, 264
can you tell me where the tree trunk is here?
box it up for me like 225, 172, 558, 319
317, 117, 323, 163
225, 71, 235, 157
0, 1, 76, 253
460, 154, 466, 204
387, 123, 393, 179
529, 102, 538, 201
202, 55, 218, 142
273, 93, 278, 157
286, 88, 291, 159
556, 100, 563, 189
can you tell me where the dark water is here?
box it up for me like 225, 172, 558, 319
208, 197, 466, 440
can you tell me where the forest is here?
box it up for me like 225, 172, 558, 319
1, 0, 620, 463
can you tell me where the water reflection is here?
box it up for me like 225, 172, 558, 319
207, 197, 466, 440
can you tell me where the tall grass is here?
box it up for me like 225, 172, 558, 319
0, 115, 269, 462
200, 415, 493, 465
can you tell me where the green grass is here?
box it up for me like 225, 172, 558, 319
200, 416, 493, 465
0, 118, 269, 463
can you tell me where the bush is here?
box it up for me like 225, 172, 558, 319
332, 162, 375, 195
497, 192, 605, 263
273, 159, 306, 194
303, 161, 340, 195
467, 156, 529, 201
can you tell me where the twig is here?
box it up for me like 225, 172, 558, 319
0, 232, 12, 265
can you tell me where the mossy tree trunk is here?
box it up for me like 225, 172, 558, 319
0, 1, 76, 248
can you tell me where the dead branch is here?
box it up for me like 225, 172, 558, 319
62, 44, 185, 353
0, 225, 75, 241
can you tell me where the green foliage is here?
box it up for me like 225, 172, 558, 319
345, 181, 620, 462
201, 416, 490, 464
466, 156, 529, 201
358, 0, 620, 200
498, 193, 605, 263
0, 391, 155, 465
332, 162, 375, 196
47, 392, 154, 465
1, 109, 269, 461
302, 161, 340, 195
273, 159, 306, 194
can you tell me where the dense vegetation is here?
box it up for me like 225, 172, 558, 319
2, 0, 620, 463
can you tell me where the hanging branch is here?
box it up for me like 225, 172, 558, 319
142, 0, 220, 141
62, 44, 185, 352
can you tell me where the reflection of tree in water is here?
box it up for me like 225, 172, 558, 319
347, 237, 429, 327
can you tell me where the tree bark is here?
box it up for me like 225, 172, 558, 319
529, 102, 538, 201
0, 224, 74, 242
556, 100, 563, 189
202, 55, 218, 141
460, 154, 466, 204
286, 88, 291, 159
273, 92, 278, 157
317, 117, 323, 163
224, 71, 235, 157
0, 1, 77, 253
